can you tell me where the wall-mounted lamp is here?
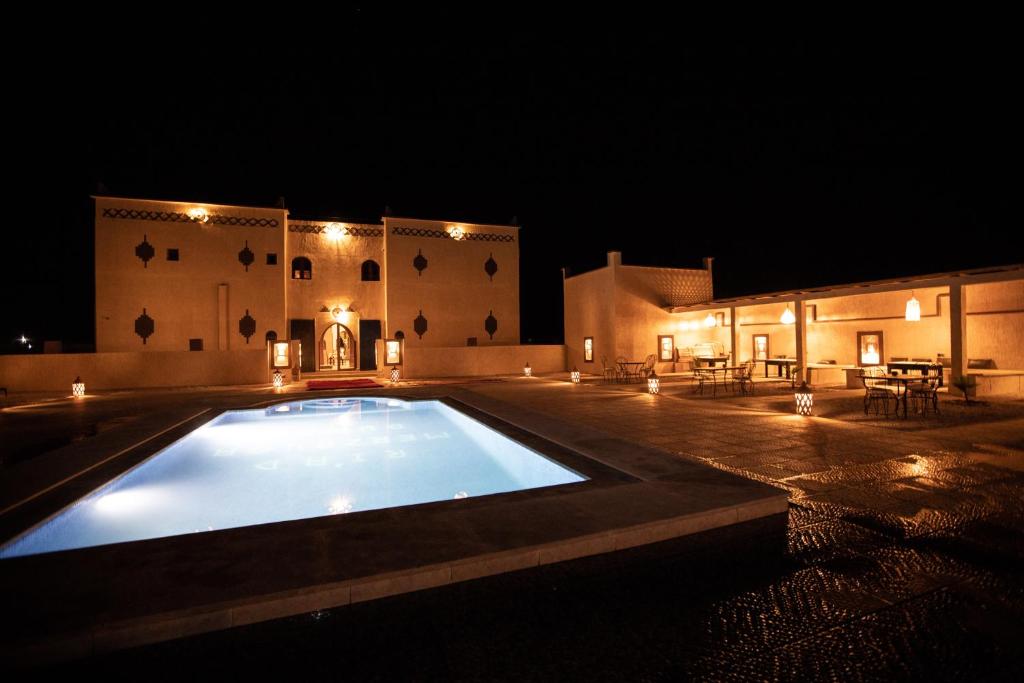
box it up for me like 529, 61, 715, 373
323, 222, 347, 241
446, 225, 466, 241
187, 207, 210, 223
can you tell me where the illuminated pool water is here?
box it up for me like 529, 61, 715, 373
1, 397, 586, 558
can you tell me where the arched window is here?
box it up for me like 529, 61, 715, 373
361, 259, 381, 281
265, 330, 278, 343
291, 257, 312, 280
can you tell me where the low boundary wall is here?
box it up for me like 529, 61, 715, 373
377, 344, 565, 379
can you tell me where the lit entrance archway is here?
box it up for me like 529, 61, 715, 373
319, 323, 356, 371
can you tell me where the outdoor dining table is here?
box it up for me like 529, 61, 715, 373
694, 365, 743, 397
617, 360, 646, 383
860, 373, 930, 418
763, 358, 797, 378
887, 361, 944, 387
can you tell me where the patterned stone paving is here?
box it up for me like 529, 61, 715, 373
49, 380, 1024, 679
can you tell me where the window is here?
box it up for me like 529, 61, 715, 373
291, 256, 312, 280
267, 253, 278, 266
188, 338, 203, 351
753, 334, 769, 361
361, 259, 380, 281
583, 337, 594, 363
657, 335, 674, 362
857, 331, 884, 367
167, 248, 179, 261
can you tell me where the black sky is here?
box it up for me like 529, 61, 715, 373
5, 22, 1019, 351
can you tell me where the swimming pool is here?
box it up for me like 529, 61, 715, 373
1, 397, 587, 558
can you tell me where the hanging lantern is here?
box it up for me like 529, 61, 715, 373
273, 369, 284, 388
780, 305, 796, 325
905, 291, 921, 322
570, 366, 581, 383
390, 365, 400, 384
72, 376, 85, 397
703, 312, 717, 328
794, 381, 813, 415
647, 369, 660, 394
524, 361, 532, 377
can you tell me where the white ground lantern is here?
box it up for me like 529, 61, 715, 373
648, 369, 660, 394
570, 366, 580, 383
273, 369, 284, 388
905, 291, 921, 321
524, 361, 532, 377
794, 381, 813, 415
390, 366, 400, 384
72, 376, 85, 397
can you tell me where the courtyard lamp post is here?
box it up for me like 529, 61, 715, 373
794, 381, 813, 415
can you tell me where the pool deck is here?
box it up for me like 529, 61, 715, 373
0, 382, 787, 665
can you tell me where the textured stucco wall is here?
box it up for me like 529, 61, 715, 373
563, 266, 617, 373
95, 197, 288, 353
383, 218, 520, 348
376, 344, 564, 379
0, 350, 268, 392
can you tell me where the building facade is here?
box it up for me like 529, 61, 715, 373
95, 196, 520, 373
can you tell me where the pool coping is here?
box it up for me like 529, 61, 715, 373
0, 385, 789, 666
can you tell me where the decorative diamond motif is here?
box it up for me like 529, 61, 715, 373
102, 208, 279, 228
413, 249, 428, 276
413, 310, 428, 339
135, 235, 155, 268
484, 310, 498, 339
134, 308, 154, 344
239, 309, 256, 343
484, 253, 498, 281
238, 241, 255, 271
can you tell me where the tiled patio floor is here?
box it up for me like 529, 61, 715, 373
13, 377, 1024, 679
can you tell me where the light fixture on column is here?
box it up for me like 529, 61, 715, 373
780, 305, 796, 325
446, 224, 466, 241
905, 291, 920, 321
704, 313, 717, 328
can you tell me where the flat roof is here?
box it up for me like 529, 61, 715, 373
385, 216, 521, 230
669, 262, 1024, 312
92, 195, 288, 213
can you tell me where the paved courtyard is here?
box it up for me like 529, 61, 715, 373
4, 377, 1023, 679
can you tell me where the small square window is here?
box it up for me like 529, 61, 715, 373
266, 253, 278, 265
167, 248, 180, 261
189, 338, 204, 351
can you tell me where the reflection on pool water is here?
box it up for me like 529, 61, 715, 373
1, 397, 586, 558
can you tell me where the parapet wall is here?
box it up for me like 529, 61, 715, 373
0, 350, 268, 392
377, 344, 565, 379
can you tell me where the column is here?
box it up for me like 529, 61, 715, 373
730, 306, 740, 364
950, 283, 967, 394
795, 299, 807, 383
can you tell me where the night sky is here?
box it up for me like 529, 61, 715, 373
5, 23, 1018, 351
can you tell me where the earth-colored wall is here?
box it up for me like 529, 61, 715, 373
0, 350, 268, 392
563, 265, 617, 374
376, 344, 564, 379
383, 217, 520, 348
95, 197, 288, 353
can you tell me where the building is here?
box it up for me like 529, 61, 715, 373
565, 252, 1024, 396
94, 196, 521, 374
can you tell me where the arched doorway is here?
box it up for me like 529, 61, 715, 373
319, 323, 356, 371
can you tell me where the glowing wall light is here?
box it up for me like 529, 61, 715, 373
524, 361, 532, 377
780, 305, 796, 325
647, 369, 660, 394
72, 376, 85, 397
570, 366, 581, 383
794, 381, 813, 415
187, 207, 210, 223
272, 342, 291, 368
323, 222, 347, 240
704, 313, 717, 328
446, 224, 466, 241
905, 292, 921, 322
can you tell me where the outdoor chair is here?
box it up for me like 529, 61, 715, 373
908, 370, 941, 416
600, 356, 620, 383
640, 354, 656, 380
862, 367, 898, 417
733, 361, 755, 395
